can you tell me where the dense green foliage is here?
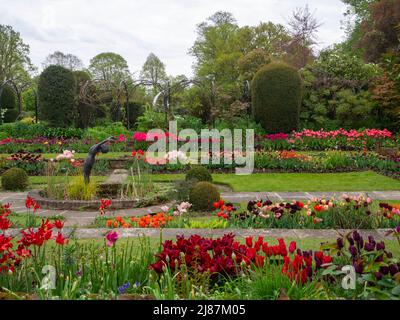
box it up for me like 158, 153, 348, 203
185, 165, 213, 183
1, 84, 18, 123
252, 62, 302, 133
300, 45, 382, 129
2, 5, 400, 131
1, 167, 29, 190
189, 181, 220, 211
38, 65, 76, 127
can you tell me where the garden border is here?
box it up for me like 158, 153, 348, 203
28, 189, 140, 210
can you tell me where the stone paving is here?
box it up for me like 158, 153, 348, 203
3, 227, 392, 240
1, 190, 399, 228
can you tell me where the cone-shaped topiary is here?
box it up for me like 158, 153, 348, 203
185, 165, 212, 183
1, 84, 18, 123
1, 167, 29, 191
38, 65, 76, 127
251, 62, 302, 133
189, 181, 220, 211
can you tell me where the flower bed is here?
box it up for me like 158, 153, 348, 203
216, 196, 400, 229
98, 196, 400, 231
2, 199, 399, 300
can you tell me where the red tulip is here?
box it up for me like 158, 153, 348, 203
289, 241, 297, 254
245, 236, 253, 248
54, 220, 64, 230
55, 232, 68, 245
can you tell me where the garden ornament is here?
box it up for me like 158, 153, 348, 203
83, 136, 116, 183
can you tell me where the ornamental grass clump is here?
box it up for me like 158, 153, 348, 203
66, 176, 97, 200
1, 167, 29, 191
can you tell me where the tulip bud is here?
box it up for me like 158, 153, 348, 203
389, 264, 399, 276
376, 241, 385, 251
375, 272, 382, 280
380, 266, 389, 275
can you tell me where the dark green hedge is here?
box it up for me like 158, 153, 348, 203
38, 65, 76, 127
1, 84, 18, 123
252, 62, 302, 133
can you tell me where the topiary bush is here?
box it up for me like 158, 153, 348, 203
189, 181, 220, 211
185, 165, 213, 183
1, 84, 18, 123
38, 65, 76, 127
1, 167, 29, 190
252, 62, 303, 133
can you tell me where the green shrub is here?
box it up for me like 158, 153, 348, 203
186, 166, 212, 183
38, 65, 76, 127
1, 84, 18, 123
252, 62, 302, 133
189, 181, 220, 211
84, 122, 129, 141
1, 167, 29, 190
3, 109, 19, 123
1, 84, 16, 110
0, 122, 84, 139
136, 106, 168, 131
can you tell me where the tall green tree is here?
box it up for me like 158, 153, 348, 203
43, 51, 84, 71
140, 53, 167, 94
0, 25, 33, 83
88, 52, 131, 90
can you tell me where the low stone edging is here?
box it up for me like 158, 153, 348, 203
28, 189, 139, 210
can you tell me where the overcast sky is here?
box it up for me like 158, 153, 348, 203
0, 0, 348, 77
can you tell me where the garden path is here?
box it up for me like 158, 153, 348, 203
3, 226, 393, 240
1, 190, 400, 227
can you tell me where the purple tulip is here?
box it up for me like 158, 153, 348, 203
375, 272, 382, 280
389, 264, 399, 276
307, 266, 313, 278
336, 238, 344, 249
349, 245, 357, 257
364, 242, 375, 252
380, 266, 389, 275
368, 236, 376, 245
353, 231, 361, 242
396, 224, 400, 234
358, 237, 364, 248
376, 241, 385, 251
353, 260, 364, 274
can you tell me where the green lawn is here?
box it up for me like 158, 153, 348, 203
151, 171, 400, 192
26, 171, 400, 192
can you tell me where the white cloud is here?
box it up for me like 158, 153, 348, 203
0, 0, 348, 77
